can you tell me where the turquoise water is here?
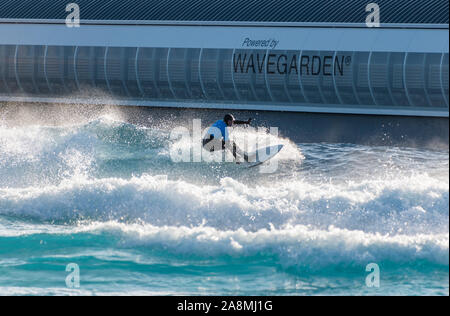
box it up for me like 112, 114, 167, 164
0, 114, 448, 296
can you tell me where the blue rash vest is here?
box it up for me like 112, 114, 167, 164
206, 120, 230, 141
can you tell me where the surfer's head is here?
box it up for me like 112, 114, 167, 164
224, 114, 235, 127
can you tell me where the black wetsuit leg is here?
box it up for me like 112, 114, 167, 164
203, 135, 248, 162
202, 135, 226, 152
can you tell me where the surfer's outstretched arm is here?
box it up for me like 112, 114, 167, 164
233, 118, 252, 125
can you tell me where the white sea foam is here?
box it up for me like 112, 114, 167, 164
0, 116, 448, 274
0, 286, 177, 296
0, 172, 447, 233
82, 221, 449, 267
0, 169, 448, 272
2, 219, 448, 269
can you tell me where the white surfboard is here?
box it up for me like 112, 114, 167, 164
241, 144, 284, 168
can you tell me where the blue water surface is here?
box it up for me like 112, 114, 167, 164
0, 115, 448, 296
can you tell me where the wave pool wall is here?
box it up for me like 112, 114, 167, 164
0, 21, 448, 118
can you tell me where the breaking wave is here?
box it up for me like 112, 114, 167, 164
0, 113, 448, 294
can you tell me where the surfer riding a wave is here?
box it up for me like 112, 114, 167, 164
202, 114, 252, 163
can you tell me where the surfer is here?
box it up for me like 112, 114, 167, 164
202, 114, 252, 163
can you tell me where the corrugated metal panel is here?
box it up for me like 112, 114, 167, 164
0, 0, 448, 24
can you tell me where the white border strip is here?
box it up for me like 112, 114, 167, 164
0, 19, 448, 29
1, 23, 448, 53
0, 95, 447, 117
